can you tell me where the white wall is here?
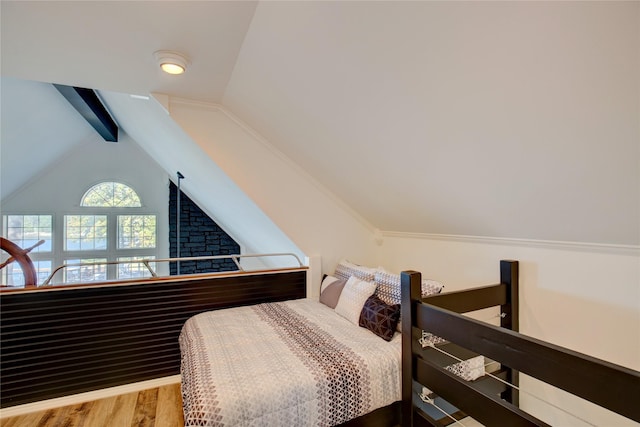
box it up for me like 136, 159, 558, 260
1, 133, 170, 275
375, 233, 639, 425
166, 98, 377, 278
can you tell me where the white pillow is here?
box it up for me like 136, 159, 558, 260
334, 276, 377, 325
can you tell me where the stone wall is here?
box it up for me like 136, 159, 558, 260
168, 182, 239, 275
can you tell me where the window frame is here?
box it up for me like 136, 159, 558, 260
1, 214, 54, 287
2, 182, 159, 286
62, 206, 157, 282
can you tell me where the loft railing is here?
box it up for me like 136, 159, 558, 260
40, 252, 304, 286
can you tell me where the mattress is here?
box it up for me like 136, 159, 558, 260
179, 298, 402, 426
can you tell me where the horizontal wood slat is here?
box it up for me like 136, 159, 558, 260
422, 283, 506, 313
1, 270, 306, 408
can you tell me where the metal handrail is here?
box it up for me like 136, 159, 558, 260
41, 252, 304, 286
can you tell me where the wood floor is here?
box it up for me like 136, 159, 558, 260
0, 384, 184, 427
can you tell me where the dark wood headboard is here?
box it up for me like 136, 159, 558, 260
1, 269, 307, 408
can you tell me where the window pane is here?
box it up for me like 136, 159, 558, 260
4, 215, 53, 253
81, 182, 142, 207
0, 259, 52, 287
118, 215, 156, 249
35, 260, 53, 285
67, 238, 81, 251
63, 259, 107, 284
64, 215, 107, 251
1, 263, 25, 287
81, 216, 95, 227
118, 256, 156, 279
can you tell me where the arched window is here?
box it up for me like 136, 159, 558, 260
62, 181, 156, 283
81, 182, 142, 207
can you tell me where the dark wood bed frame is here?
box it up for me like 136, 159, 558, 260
399, 260, 640, 426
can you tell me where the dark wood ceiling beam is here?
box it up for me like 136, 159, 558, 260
53, 84, 118, 142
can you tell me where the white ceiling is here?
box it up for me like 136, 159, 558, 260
1, 1, 638, 246
0, 1, 257, 101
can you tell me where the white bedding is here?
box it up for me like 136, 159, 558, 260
179, 298, 402, 427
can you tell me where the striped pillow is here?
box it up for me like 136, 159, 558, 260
333, 260, 376, 282
374, 271, 444, 305
374, 270, 444, 332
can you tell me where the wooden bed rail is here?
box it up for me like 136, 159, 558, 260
401, 260, 640, 426
413, 358, 545, 427
416, 304, 640, 423
417, 259, 519, 333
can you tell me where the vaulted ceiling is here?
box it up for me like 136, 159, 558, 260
2, 1, 638, 246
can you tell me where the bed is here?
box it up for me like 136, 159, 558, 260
180, 299, 401, 426
178, 259, 432, 426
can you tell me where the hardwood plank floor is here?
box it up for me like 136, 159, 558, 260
0, 384, 184, 427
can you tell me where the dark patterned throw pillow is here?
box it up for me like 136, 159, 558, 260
358, 294, 401, 341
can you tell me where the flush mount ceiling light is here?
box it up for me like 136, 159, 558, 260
154, 50, 190, 75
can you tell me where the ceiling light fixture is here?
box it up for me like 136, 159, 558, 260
154, 50, 189, 75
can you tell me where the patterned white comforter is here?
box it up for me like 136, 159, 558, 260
179, 298, 402, 427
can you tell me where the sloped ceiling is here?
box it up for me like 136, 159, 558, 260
0, 78, 96, 198
1, 1, 638, 246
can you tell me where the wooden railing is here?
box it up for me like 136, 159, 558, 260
401, 260, 640, 426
